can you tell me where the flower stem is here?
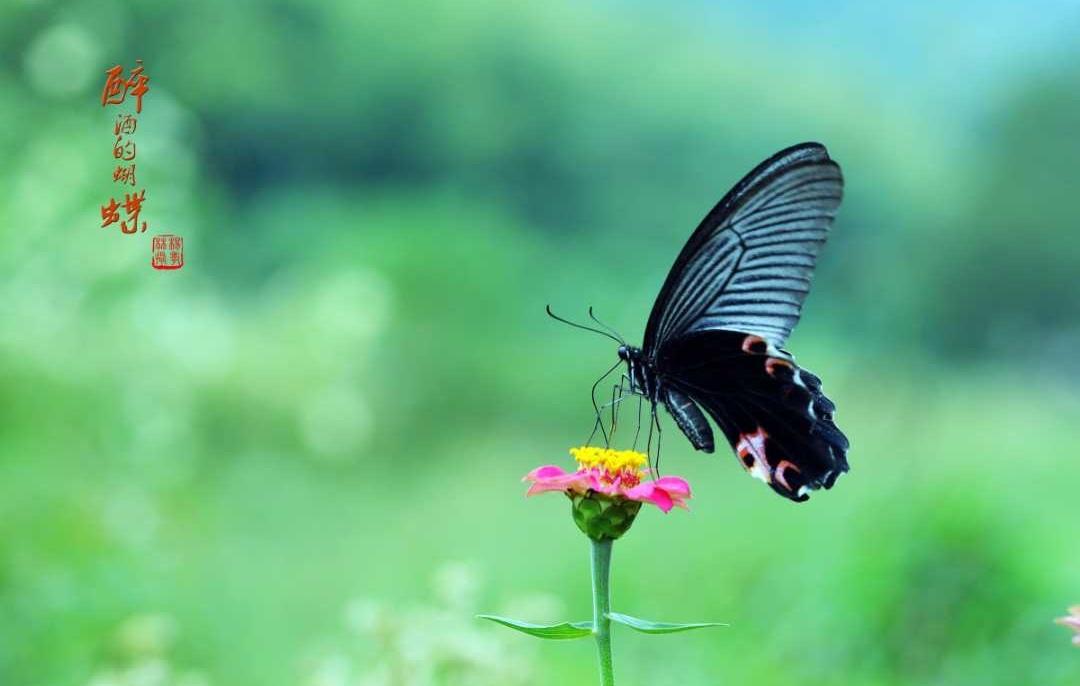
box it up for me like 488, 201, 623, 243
590, 537, 615, 686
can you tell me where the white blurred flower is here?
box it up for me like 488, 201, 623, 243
24, 24, 101, 97
432, 561, 481, 610
123, 659, 170, 686
1056, 605, 1080, 647
114, 614, 176, 656
87, 615, 209, 686
306, 653, 354, 686
103, 490, 160, 547
305, 563, 540, 686
300, 383, 374, 461
309, 269, 392, 347
128, 292, 236, 380
344, 599, 384, 635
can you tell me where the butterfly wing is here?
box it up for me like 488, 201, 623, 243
640, 143, 847, 499
657, 330, 849, 502
643, 142, 843, 352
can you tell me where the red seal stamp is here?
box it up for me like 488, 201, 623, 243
151, 234, 184, 270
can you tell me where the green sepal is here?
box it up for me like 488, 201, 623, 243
476, 614, 594, 640
570, 493, 642, 541
606, 612, 727, 634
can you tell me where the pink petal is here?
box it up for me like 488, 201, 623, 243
1057, 616, 1080, 632
530, 473, 584, 489
622, 482, 650, 499
646, 486, 675, 512
523, 465, 569, 481
584, 473, 613, 493
526, 481, 570, 496
653, 476, 692, 497
624, 482, 674, 513
623, 474, 693, 513
669, 497, 691, 510
523, 465, 593, 497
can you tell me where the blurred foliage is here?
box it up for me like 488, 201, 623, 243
931, 68, 1080, 356
1, 0, 1079, 685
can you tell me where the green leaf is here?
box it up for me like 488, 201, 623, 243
606, 612, 727, 634
476, 615, 594, 640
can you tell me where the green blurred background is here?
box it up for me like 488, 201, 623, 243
3, 1, 1080, 684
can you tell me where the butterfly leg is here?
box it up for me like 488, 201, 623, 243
645, 398, 663, 466
609, 373, 633, 438
586, 360, 622, 447
632, 392, 645, 451
595, 378, 633, 444
586, 409, 608, 448
609, 383, 620, 440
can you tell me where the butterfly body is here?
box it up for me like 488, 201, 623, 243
614, 142, 850, 502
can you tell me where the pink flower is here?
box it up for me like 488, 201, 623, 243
1056, 606, 1080, 646
524, 447, 691, 513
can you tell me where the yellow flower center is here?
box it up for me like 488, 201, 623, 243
569, 446, 647, 486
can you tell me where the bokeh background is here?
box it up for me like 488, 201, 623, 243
3, 1, 1080, 684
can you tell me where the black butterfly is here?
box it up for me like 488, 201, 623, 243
568, 143, 849, 502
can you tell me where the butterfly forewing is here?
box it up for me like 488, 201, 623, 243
644, 143, 843, 351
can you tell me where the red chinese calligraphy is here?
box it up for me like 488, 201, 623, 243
120, 189, 147, 234
113, 136, 136, 161
101, 198, 121, 228
98, 59, 162, 255
101, 61, 150, 113
113, 163, 137, 186
114, 114, 138, 136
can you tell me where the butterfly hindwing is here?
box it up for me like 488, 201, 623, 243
657, 329, 849, 501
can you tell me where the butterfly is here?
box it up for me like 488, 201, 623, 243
574, 143, 849, 502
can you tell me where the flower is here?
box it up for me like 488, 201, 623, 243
1056, 606, 1080, 646
526, 447, 691, 512
524, 446, 691, 540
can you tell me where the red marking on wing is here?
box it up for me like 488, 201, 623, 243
736, 427, 770, 477
765, 358, 794, 377
741, 335, 768, 354
774, 459, 801, 492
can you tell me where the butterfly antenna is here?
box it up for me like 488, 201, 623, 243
587, 307, 627, 346
545, 305, 622, 344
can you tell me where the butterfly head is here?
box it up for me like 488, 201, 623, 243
616, 345, 645, 364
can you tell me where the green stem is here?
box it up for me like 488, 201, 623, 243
590, 537, 615, 686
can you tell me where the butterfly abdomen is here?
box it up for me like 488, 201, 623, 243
661, 386, 715, 452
